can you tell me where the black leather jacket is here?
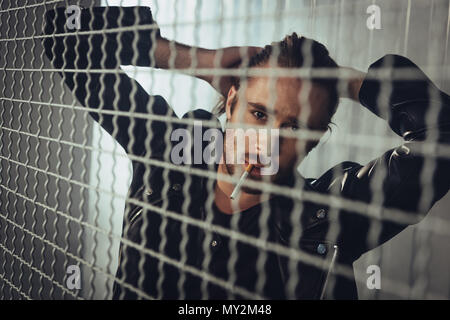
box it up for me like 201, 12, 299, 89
43, 6, 450, 299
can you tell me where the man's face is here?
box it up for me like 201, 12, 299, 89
223, 69, 332, 192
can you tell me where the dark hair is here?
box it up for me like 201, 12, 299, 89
213, 32, 339, 124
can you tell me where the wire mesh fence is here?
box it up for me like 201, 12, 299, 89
0, 0, 450, 300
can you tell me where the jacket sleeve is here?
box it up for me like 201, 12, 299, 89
42, 6, 176, 157
331, 54, 450, 260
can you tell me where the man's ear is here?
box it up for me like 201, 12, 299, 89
225, 85, 237, 121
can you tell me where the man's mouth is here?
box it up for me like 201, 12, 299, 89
244, 159, 264, 177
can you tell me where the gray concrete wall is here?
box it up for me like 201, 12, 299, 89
0, 0, 99, 299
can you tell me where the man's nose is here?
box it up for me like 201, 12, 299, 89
272, 121, 285, 148
252, 129, 280, 158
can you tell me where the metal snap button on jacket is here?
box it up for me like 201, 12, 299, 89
144, 188, 153, 196
211, 240, 218, 247
316, 208, 327, 219
317, 243, 327, 255
171, 184, 181, 191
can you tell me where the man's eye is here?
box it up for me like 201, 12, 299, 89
291, 125, 300, 131
252, 111, 266, 120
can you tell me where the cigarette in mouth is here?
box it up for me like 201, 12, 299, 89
230, 164, 254, 200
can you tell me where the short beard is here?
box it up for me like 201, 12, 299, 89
224, 158, 294, 195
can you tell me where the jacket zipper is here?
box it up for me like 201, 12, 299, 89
320, 244, 338, 300
129, 208, 143, 226
128, 189, 166, 227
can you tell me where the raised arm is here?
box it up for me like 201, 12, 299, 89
43, 6, 178, 157
327, 55, 450, 259
154, 40, 262, 97
43, 6, 258, 155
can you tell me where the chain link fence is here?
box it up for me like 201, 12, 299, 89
0, 0, 449, 300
